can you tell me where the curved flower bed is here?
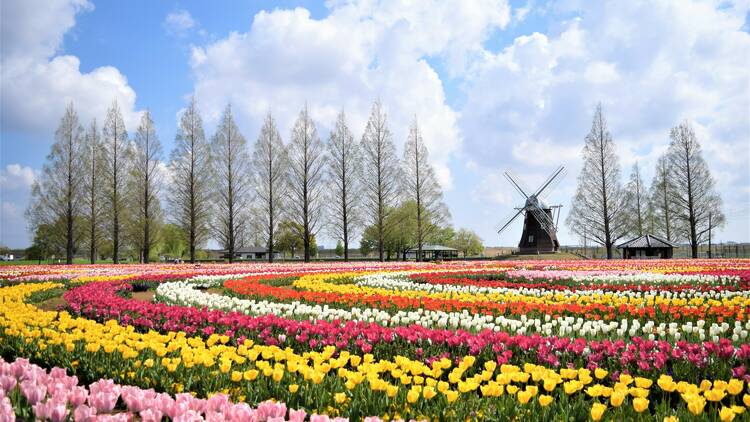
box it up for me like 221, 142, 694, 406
225, 273, 749, 322
156, 279, 750, 343
64, 279, 750, 380
2, 259, 750, 420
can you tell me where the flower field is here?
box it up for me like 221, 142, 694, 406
1, 260, 750, 421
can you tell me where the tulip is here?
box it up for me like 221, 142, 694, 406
590, 403, 606, 421
719, 406, 736, 422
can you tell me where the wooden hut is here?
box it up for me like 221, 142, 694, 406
617, 234, 676, 259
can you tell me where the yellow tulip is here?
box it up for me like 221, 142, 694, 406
586, 384, 603, 398
662, 417, 679, 422
744, 394, 750, 407
633, 397, 649, 413
590, 403, 606, 421
243, 369, 258, 381
699, 380, 712, 391
423, 386, 437, 400
594, 368, 608, 380
658, 375, 676, 392
517, 390, 532, 404
407, 389, 419, 404
634, 377, 653, 389
610, 391, 625, 407
289, 384, 299, 393
705, 389, 727, 402
726, 379, 743, 396
334, 392, 347, 404
444, 390, 459, 403
563, 380, 582, 395
687, 397, 706, 415
719, 406, 735, 422
538, 395, 553, 407
230, 371, 242, 382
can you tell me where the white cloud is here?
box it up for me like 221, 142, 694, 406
584, 61, 619, 84
0, 164, 36, 191
460, 0, 750, 243
0, 0, 141, 137
189, 1, 511, 191
0, 165, 36, 248
164, 10, 196, 36
0, 0, 91, 61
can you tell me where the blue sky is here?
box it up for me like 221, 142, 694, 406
1, 0, 749, 249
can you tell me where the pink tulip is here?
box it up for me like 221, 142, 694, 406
73, 404, 97, 422
139, 408, 163, 422
0, 376, 16, 392
21, 380, 46, 405
0, 396, 15, 421
289, 409, 307, 422
48, 399, 69, 422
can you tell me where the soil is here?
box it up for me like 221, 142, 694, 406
131, 290, 155, 302
36, 296, 68, 312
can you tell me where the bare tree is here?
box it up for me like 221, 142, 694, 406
326, 110, 360, 261
402, 118, 450, 261
666, 121, 725, 258
168, 96, 211, 263
210, 104, 251, 262
623, 162, 647, 236
287, 105, 326, 262
359, 100, 401, 262
566, 104, 627, 259
101, 100, 129, 264
26, 102, 85, 264
649, 154, 677, 241
251, 113, 288, 262
128, 110, 163, 263
82, 119, 103, 263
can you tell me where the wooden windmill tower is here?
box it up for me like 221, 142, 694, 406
497, 166, 566, 254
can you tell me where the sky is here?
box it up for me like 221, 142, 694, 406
1, 0, 749, 250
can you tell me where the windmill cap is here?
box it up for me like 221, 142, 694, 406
525, 196, 550, 209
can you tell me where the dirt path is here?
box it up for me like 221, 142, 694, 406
131, 290, 155, 302
36, 296, 68, 312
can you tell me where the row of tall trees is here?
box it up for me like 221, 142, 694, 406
567, 104, 725, 258
28, 99, 466, 264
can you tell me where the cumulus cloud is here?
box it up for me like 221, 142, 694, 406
164, 10, 196, 37
0, 0, 141, 137
0, 165, 36, 247
0, 165, 36, 191
189, 1, 511, 190
461, 0, 750, 242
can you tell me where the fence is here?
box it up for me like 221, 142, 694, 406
561, 243, 750, 259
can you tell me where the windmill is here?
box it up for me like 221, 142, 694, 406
497, 166, 566, 254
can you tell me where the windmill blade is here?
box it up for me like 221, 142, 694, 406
496, 208, 524, 235
503, 171, 530, 199
534, 166, 566, 197
538, 167, 568, 201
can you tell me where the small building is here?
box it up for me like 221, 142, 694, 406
617, 234, 676, 259
406, 244, 459, 261
222, 247, 280, 261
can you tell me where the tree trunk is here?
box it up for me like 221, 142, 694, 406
66, 131, 74, 265
598, 116, 612, 260
267, 156, 274, 263
143, 166, 150, 264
